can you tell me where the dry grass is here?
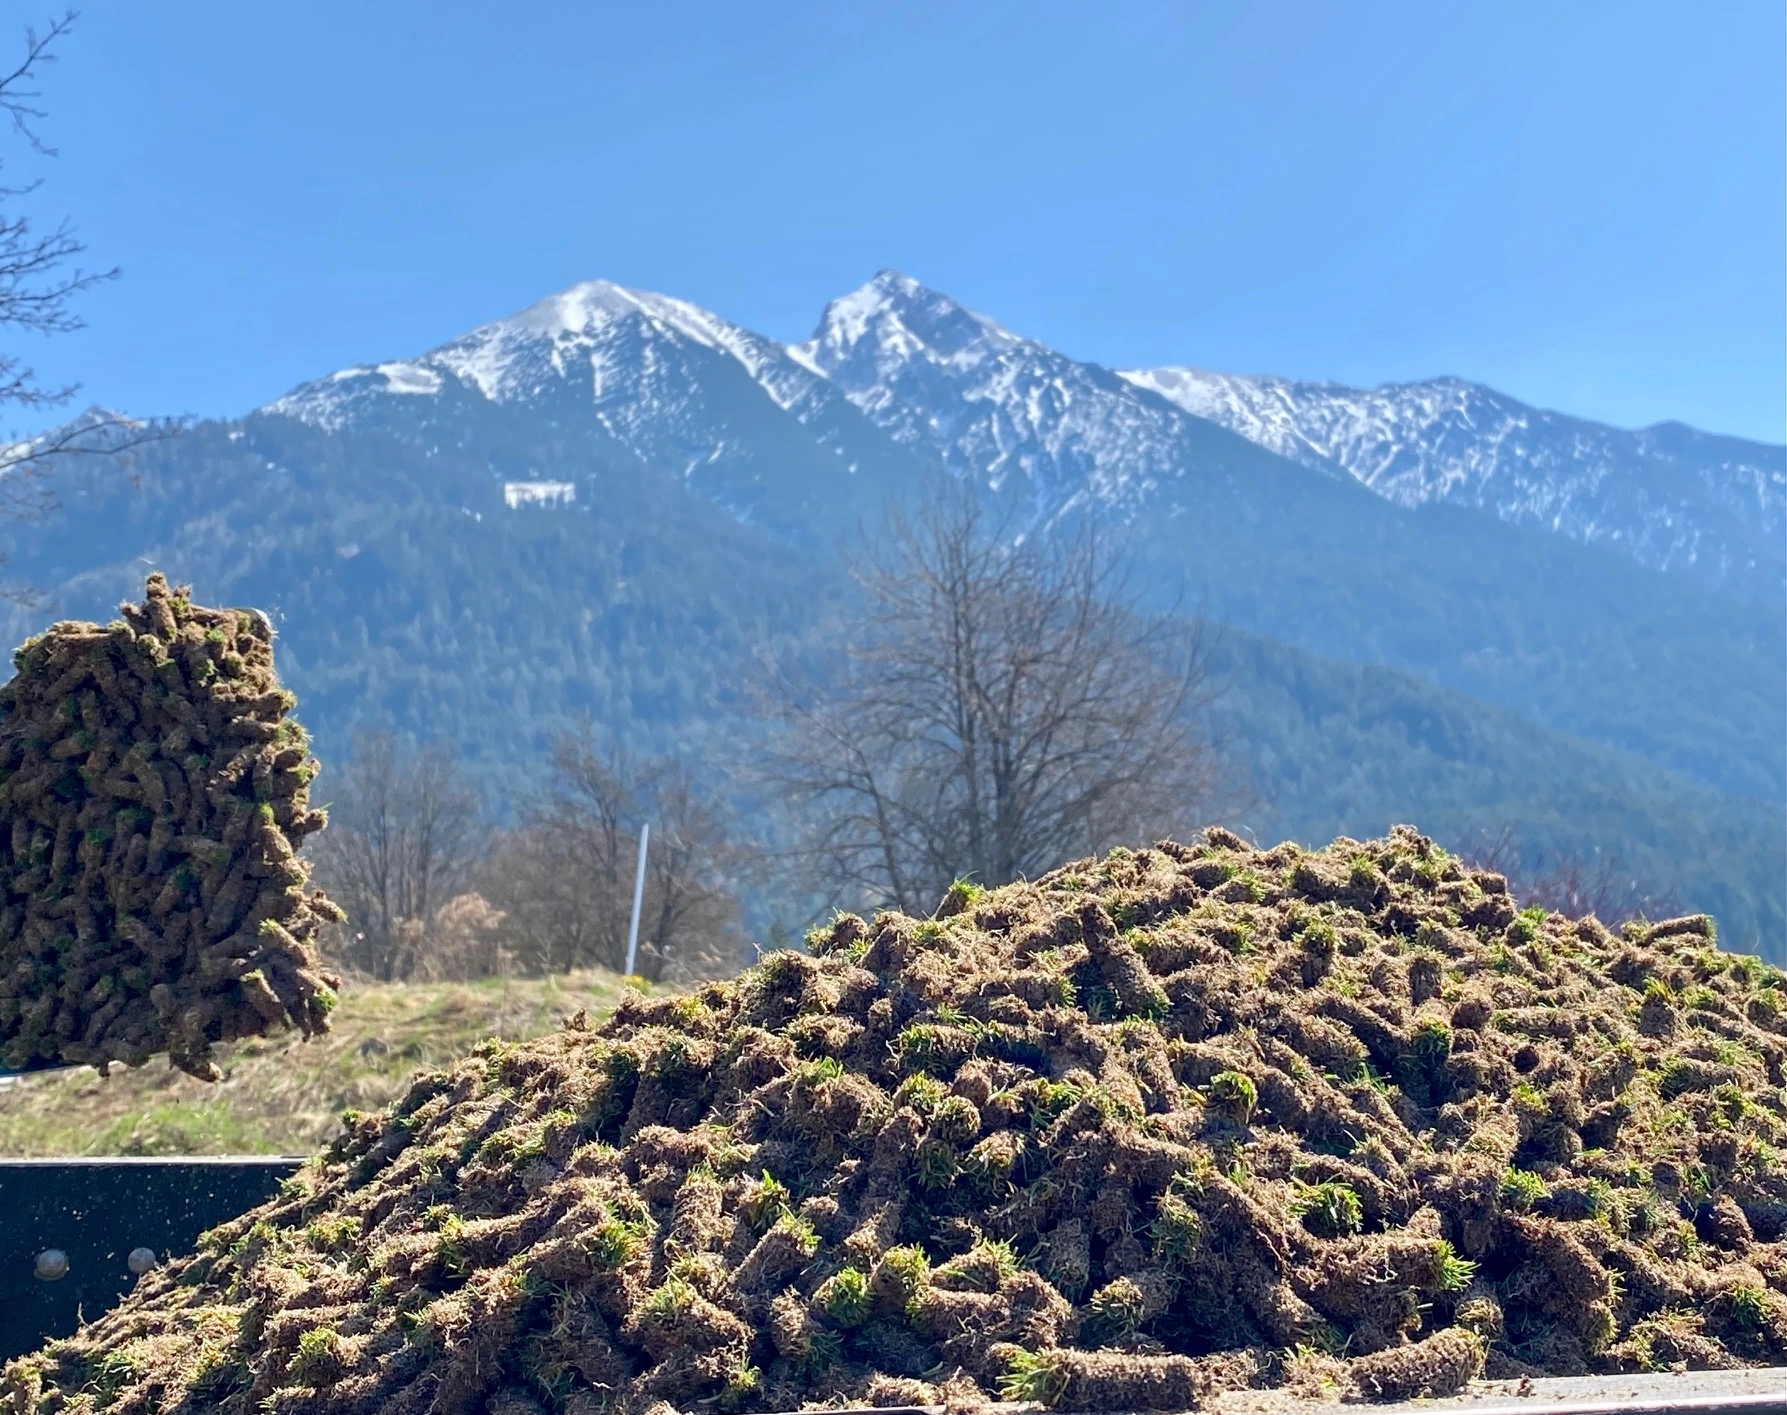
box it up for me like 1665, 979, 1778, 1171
0, 970, 634, 1157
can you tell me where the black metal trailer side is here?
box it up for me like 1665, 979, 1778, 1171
0, 1157, 302, 1363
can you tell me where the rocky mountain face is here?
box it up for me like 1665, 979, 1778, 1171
1122, 366, 1785, 604
254, 271, 1787, 790
3, 270, 1781, 954
265, 280, 934, 543
787, 270, 1287, 517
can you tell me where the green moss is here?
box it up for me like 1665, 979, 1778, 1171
1150, 1188, 1204, 1260
915, 1136, 960, 1189
1207, 1070, 1257, 1125
893, 1072, 948, 1114
874, 1245, 930, 1306
816, 1266, 871, 1327
930, 1094, 980, 1144
586, 1217, 648, 1271
288, 1326, 343, 1386
1508, 906, 1547, 945
641, 1277, 695, 1322
778, 1213, 820, 1257
1083, 1276, 1147, 1343
717, 1364, 762, 1412
941, 877, 985, 913
1432, 1240, 1476, 1292
1660, 1058, 1714, 1100
1231, 870, 1267, 904
797, 1328, 843, 1375
1289, 1180, 1363, 1238
896, 1021, 968, 1072
740, 1171, 792, 1232
304, 1213, 361, 1252
998, 1349, 1064, 1407
1500, 1167, 1549, 1212
1727, 1284, 1769, 1328
794, 1055, 845, 1085
1642, 976, 1678, 1006
1300, 918, 1339, 955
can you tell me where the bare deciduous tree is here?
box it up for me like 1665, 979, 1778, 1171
308, 731, 486, 978
482, 728, 748, 982
0, 12, 166, 603
764, 482, 1220, 916
1461, 825, 1681, 926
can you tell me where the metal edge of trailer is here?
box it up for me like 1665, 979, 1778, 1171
1418, 1397, 1787, 1415
757, 1380, 1787, 1415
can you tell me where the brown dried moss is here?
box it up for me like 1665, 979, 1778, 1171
6, 825, 1786, 1413
0, 574, 341, 1079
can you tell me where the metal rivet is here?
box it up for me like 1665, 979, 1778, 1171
127, 1247, 158, 1276
34, 1248, 69, 1281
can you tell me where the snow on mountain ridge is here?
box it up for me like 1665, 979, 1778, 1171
258, 275, 955, 542
265, 278, 840, 429
791, 269, 1255, 514
259, 267, 1784, 599
1122, 365, 1786, 596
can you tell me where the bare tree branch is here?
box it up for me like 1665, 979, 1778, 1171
0, 13, 171, 605
1460, 825, 1681, 927
0, 12, 76, 155
760, 481, 1222, 917
307, 731, 487, 979
0, 10, 117, 423
480, 726, 750, 982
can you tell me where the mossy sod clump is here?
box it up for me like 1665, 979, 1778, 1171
0, 574, 342, 1079
8, 826, 1787, 1413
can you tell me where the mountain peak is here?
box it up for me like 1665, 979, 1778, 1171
264, 275, 831, 425
865, 267, 923, 298
255, 268, 1783, 603
1120, 364, 1784, 596
496, 278, 664, 338
793, 272, 1019, 387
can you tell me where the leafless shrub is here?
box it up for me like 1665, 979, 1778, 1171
385, 893, 513, 983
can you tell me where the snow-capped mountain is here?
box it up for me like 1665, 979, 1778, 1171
268, 280, 837, 428
11, 271, 1783, 952
263, 269, 1784, 602
789, 270, 1344, 518
787, 272, 1784, 601
265, 280, 932, 538
1121, 367, 1785, 602
268, 271, 1321, 535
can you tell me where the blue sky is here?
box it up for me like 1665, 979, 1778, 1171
14, 1, 1786, 440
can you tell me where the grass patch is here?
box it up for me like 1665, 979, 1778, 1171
0, 970, 631, 1156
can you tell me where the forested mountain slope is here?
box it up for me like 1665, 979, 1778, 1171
3, 271, 1780, 954
5, 407, 1781, 955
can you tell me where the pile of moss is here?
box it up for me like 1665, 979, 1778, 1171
0, 574, 342, 1079
8, 826, 1787, 1415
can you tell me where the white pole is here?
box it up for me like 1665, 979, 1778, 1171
624, 821, 650, 978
